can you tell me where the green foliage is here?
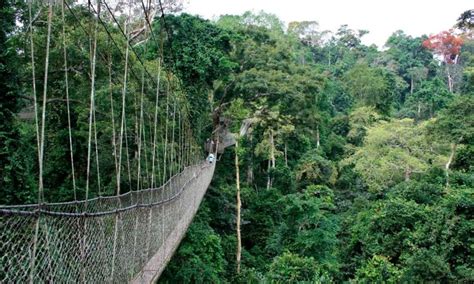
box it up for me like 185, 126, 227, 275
2, 4, 473, 283
353, 255, 401, 283
344, 63, 399, 114
345, 118, 445, 192
431, 95, 474, 144
0, 0, 22, 204
267, 185, 339, 272
266, 252, 332, 283
295, 150, 337, 188
402, 78, 453, 120
160, 207, 227, 283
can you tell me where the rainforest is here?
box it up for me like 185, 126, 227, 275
0, 1, 473, 282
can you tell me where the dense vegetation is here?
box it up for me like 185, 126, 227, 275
159, 11, 474, 283
0, 2, 472, 282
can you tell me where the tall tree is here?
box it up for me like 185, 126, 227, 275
430, 95, 474, 187
0, 0, 22, 203
423, 30, 464, 92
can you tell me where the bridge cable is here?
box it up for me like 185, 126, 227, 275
85, 0, 99, 201
27, 1, 43, 281
61, 0, 77, 200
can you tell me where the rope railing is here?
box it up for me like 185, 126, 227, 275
0, 162, 211, 216
0, 1, 215, 282
0, 161, 215, 282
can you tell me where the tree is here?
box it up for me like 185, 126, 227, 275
383, 31, 435, 100
346, 106, 382, 146
430, 95, 474, 187
353, 255, 401, 283
423, 30, 464, 92
288, 21, 328, 48
0, 0, 24, 203
402, 78, 453, 120
267, 185, 339, 270
160, 214, 227, 283
344, 119, 445, 193
456, 9, 474, 36
295, 150, 337, 188
266, 252, 331, 283
344, 63, 398, 114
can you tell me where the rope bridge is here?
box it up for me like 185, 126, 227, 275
0, 162, 215, 283
1, 0, 216, 282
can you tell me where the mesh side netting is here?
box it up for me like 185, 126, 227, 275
0, 161, 215, 283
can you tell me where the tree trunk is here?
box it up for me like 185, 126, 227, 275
284, 142, 288, 167
235, 139, 242, 274
316, 125, 320, 148
447, 67, 453, 93
269, 130, 275, 168
404, 166, 411, 181
267, 159, 271, 190
410, 76, 414, 95
247, 135, 254, 184
445, 142, 458, 188
267, 130, 275, 189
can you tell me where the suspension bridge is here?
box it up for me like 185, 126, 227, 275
0, 0, 219, 282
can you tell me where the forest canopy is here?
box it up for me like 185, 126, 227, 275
0, 1, 472, 282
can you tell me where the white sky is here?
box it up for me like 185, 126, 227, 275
183, 0, 473, 47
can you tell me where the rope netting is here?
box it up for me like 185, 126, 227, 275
0, 162, 215, 283
1, 0, 214, 282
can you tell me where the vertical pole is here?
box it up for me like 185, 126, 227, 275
235, 139, 242, 274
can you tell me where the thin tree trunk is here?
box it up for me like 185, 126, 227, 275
284, 142, 288, 167
447, 67, 453, 93
268, 130, 275, 189
267, 159, 271, 190
269, 130, 275, 168
404, 166, 411, 181
445, 142, 458, 188
235, 139, 242, 274
316, 125, 320, 148
410, 77, 414, 95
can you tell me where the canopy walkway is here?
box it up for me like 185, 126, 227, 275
0, 162, 215, 283
0, 0, 218, 282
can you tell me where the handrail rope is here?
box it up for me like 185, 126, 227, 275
63, 1, 145, 88
65, 0, 162, 198
85, 0, 99, 201
27, 2, 43, 282
124, 122, 133, 191
155, 0, 195, 130
91, 1, 102, 199
137, 0, 167, 191
0, 162, 198, 209
137, 68, 145, 192
38, 1, 53, 203
151, 60, 162, 189
28, 0, 42, 201
162, 74, 170, 185
170, 92, 177, 180
61, 0, 77, 200
142, 107, 151, 190
101, 0, 157, 85
26, 0, 200, 206
93, 105, 102, 195
116, 2, 131, 196
0, 163, 213, 217
138, 27, 150, 191
140, 0, 196, 162
108, 46, 119, 179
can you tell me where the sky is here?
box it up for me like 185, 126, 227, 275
182, 0, 472, 47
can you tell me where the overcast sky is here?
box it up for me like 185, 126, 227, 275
183, 0, 472, 47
